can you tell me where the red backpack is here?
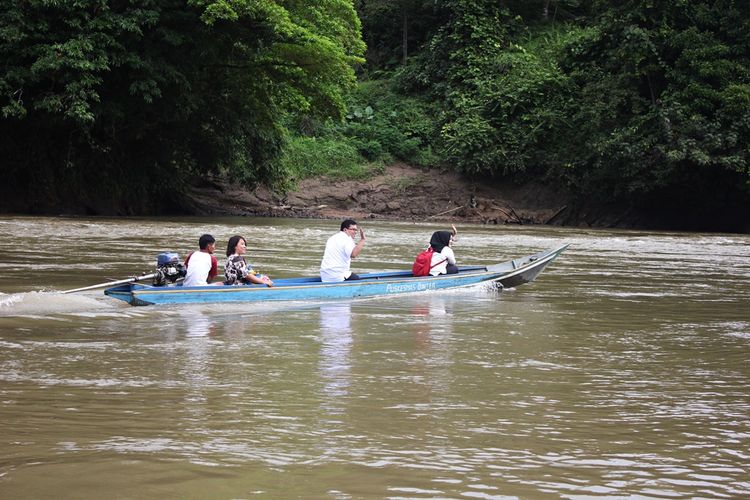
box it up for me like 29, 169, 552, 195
412, 247, 447, 277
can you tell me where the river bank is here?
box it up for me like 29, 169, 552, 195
185, 163, 750, 232
186, 163, 595, 227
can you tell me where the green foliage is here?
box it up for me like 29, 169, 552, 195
362, 0, 750, 227
0, 0, 365, 212
396, 1, 595, 178
287, 76, 439, 177
558, 0, 750, 206
278, 135, 376, 185
502, 0, 592, 23
337, 79, 440, 166
441, 41, 576, 176
402, 9, 580, 178
354, 0, 440, 69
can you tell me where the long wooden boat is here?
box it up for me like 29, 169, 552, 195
104, 244, 568, 306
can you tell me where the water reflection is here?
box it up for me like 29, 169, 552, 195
318, 303, 353, 408
410, 295, 451, 349
407, 295, 455, 401
179, 310, 215, 426
182, 309, 215, 338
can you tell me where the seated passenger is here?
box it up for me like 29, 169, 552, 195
183, 234, 219, 286
224, 235, 273, 287
428, 228, 458, 276
320, 219, 366, 283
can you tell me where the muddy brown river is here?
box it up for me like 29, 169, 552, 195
1, 216, 749, 498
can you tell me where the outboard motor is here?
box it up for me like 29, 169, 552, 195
153, 253, 186, 286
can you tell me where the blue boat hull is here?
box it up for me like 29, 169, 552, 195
104, 245, 568, 306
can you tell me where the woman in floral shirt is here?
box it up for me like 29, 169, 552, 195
224, 235, 274, 287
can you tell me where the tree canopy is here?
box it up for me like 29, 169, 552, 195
0, 0, 364, 213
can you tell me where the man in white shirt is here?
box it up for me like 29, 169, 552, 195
320, 219, 366, 283
182, 234, 219, 286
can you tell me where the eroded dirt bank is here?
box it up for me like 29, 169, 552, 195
186, 164, 577, 226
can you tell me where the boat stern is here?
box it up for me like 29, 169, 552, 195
104, 284, 153, 306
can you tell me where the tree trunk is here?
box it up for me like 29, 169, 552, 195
402, 10, 408, 65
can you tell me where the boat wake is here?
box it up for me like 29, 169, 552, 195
0, 291, 116, 318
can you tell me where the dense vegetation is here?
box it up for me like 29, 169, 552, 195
0, 0, 364, 212
329, 0, 750, 229
2, 0, 749, 229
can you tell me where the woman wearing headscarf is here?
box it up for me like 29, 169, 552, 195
428, 225, 458, 276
